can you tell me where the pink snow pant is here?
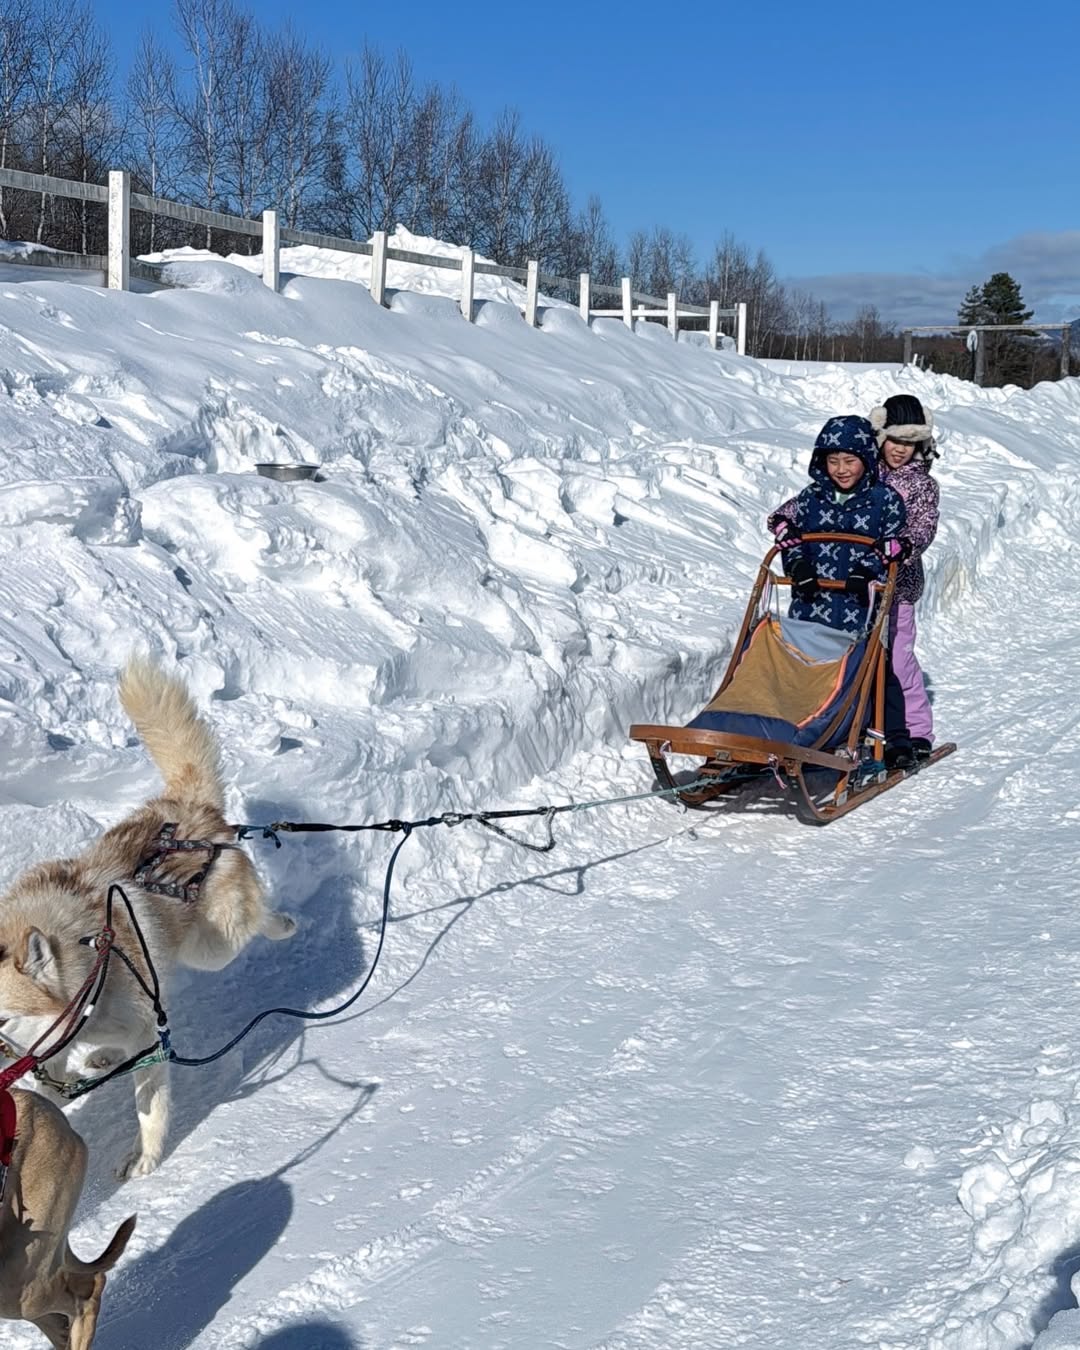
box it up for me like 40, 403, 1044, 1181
890, 601, 932, 741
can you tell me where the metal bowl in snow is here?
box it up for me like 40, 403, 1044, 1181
254, 462, 321, 482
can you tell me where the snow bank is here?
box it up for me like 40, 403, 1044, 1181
1, 254, 1078, 899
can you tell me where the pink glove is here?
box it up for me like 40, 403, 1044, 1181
771, 519, 802, 552
877, 537, 911, 563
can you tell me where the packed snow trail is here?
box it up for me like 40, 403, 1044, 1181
36, 529, 1077, 1350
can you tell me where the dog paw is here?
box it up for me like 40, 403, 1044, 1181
114, 1145, 161, 1181
264, 911, 297, 941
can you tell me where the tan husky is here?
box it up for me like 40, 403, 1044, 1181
0, 659, 296, 1179
1, 1087, 135, 1348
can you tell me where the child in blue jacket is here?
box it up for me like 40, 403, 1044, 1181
766, 415, 907, 636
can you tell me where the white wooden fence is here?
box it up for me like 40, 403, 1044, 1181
0, 167, 749, 354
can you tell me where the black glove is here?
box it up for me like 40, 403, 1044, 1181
845, 559, 876, 604
786, 554, 818, 604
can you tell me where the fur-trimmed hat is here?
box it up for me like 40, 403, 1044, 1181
869, 394, 935, 453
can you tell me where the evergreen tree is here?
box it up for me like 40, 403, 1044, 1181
958, 272, 1036, 388
958, 283, 989, 326
979, 271, 1033, 327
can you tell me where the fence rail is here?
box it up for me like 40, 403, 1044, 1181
0, 166, 107, 203
0, 166, 748, 353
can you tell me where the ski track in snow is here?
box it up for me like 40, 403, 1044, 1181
2, 248, 1080, 1347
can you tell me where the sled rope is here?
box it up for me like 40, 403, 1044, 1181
2, 773, 715, 1098
234, 772, 715, 854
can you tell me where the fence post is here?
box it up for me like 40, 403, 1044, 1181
370, 229, 388, 306
579, 271, 590, 324
525, 259, 540, 327
735, 301, 748, 355
902, 329, 913, 365
667, 291, 678, 338
1062, 325, 1071, 380
261, 209, 279, 292
107, 170, 129, 291
708, 299, 720, 349
974, 331, 985, 385
621, 276, 633, 329
460, 247, 475, 321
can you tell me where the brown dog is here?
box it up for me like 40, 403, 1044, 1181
0, 1087, 135, 1348
0, 658, 296, 1178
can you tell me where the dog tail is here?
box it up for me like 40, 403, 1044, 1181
119, 658, 225, 810
66, 1214, 137, 1275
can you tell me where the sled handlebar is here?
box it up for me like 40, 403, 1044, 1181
799, 532, 878, 545
764, 532, 898, 591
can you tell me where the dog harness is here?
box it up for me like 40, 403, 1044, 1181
0, 1082, 16, 1201
133, 823, 241, 904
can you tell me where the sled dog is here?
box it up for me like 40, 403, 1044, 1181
0, 1087, 135, 1348
0, 658, 296, 1179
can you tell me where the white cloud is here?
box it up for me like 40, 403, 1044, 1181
788, 230, 1080, 327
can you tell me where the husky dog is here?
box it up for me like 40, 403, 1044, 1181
0, 659, 296, 1179
0, 1087, 135, 1348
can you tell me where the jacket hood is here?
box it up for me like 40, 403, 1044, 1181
808, 415, 880, 490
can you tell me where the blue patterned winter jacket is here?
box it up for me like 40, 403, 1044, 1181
767, 443, 907, 635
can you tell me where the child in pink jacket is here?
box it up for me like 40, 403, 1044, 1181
868, 393, 940, 762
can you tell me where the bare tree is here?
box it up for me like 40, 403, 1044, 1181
811, 299, 831, 360
565, 194, 619, 284
215, 5, 266, 222
31, 0, 78, 242
62, 16, 117, 252
341, 45, 418, 236
0, 0, 37, 234
704, 235, 789, 353
627, 226, 695, 298
438, 105, 481, 243
473, 107, 526, 260
262, 24, 334, 229
401, 82, 474, 242
174, 0, 236, 240
516, 136, 569, 267
126, 28, 181, 251
852, 303, 883, 361
707, 233, 751, 307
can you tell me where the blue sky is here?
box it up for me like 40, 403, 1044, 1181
97, 0, 1080, 324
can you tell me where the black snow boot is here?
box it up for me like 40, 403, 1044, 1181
885, 738, 915, 771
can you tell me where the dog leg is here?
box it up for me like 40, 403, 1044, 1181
180, 907, 297, 971
66, 1272, 106, 1350
31, 1313, 70, 1350
115, 1059, 170, 1180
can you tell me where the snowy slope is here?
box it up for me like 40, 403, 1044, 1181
2, 250, 1080, 1348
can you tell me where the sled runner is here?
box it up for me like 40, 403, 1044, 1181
629, 533, 956, 822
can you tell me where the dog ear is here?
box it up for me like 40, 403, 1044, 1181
18, 928, 56, 985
